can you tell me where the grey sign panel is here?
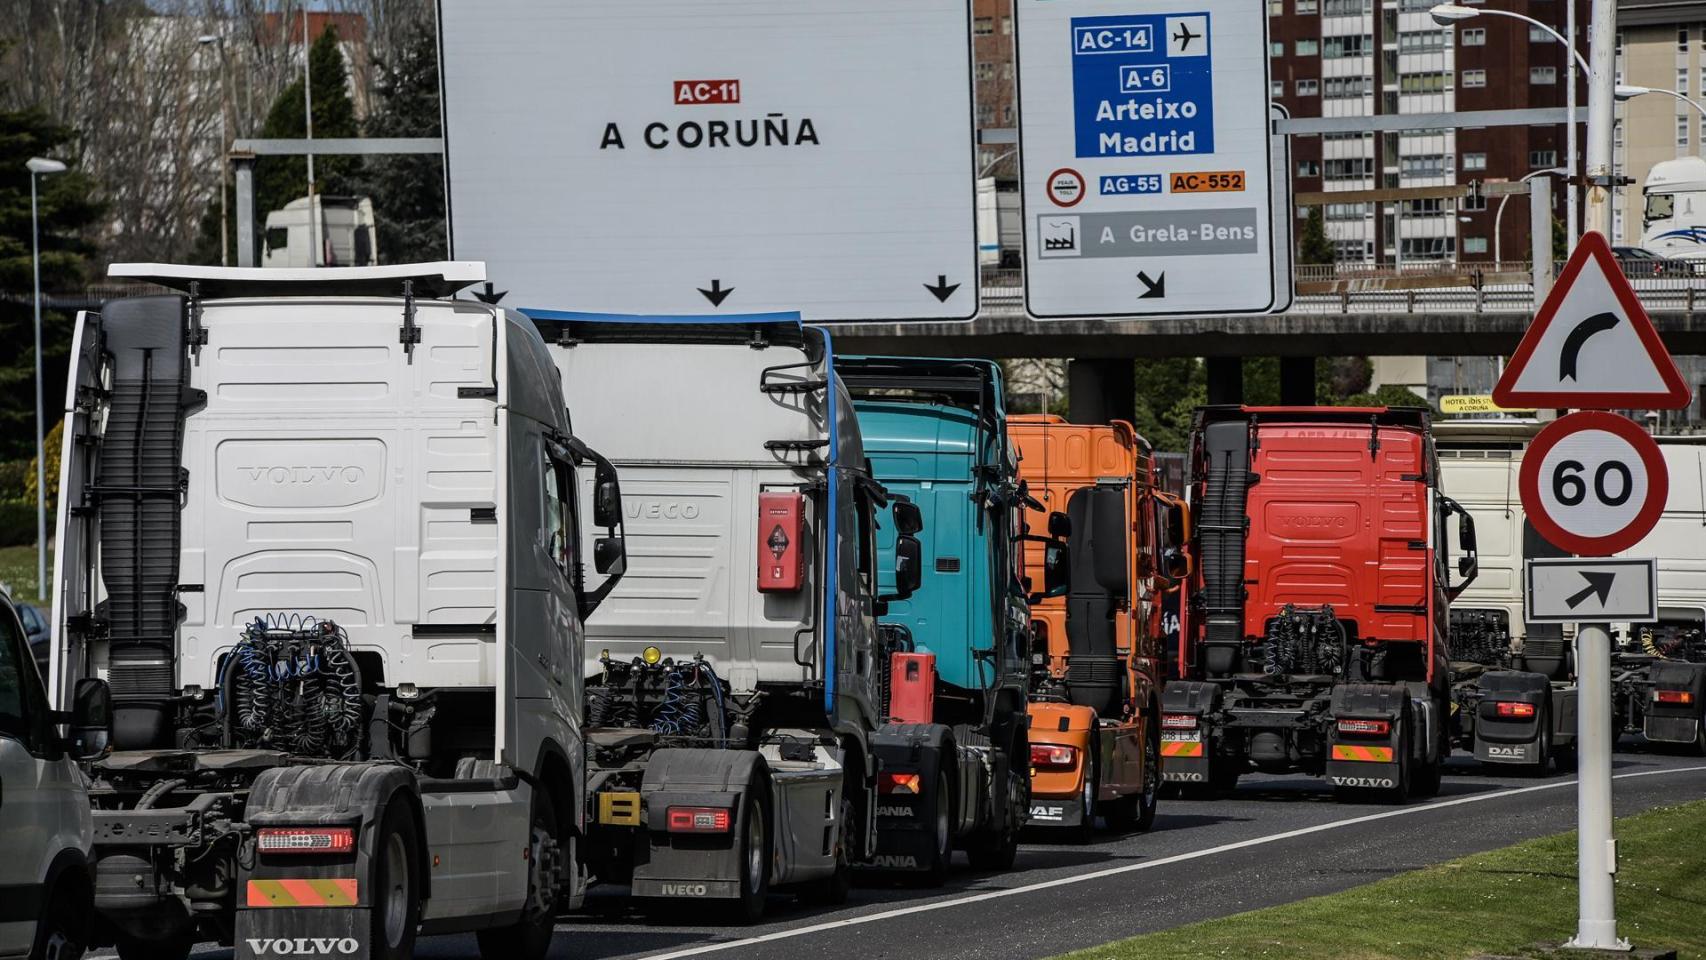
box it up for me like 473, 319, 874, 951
1034, 209, 1259, 259
1525, 557, 1658, 624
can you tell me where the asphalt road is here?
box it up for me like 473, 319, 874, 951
155, 747, 1705, 960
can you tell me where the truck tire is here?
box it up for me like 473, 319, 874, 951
964, 734, 1025, 871
31, 869, 89, 960
476, 785, 561, 960
1068, 737, 1099, 844
917, 767, 955, 887
733, 776, 772, 923
1105, 721, 1160, 833
1410, 698, 1446, 798
797, 791, 853, 906
370, 800, 423, 960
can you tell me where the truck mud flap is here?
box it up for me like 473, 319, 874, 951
862, 723, 953, 872
1026, 797, 1084, 828
1644, 661, 1706, 745
1160, 681, 1217, 784
632, 748, 764, 900
236, 763, 419, 960
1325, 684, 1404, 789
1471, 671, 1549, 764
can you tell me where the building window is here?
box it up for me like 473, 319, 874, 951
1531, 149, 1558, 167
1324, 157, 1375, 179
1681, 27, 1691, 51
1323, 34, 1371, 58
1462, 152, 1488, 171
1324, 75, 1373, 98
1297, 0, 1318, 12
1400, 237, 1456, 260
1272, 79, 1284, 96
1400, 72, 1451, 93
1323, 0, 1366, 13
1680, 115, 1691, 146
1298, 160, 1321, 176
974, 17, 993, 35
1462, 69, 1487, 87
978, 104, 995, 125
1400, 30, 1449, 52
1615, 119, 1624, 147
1297, 38, 1320, 55
1462, 194, 1488, 211
1400, 154, 1451, 177
1270, 0, 1284, 13
1529, 25, 1551, 42
1272, 41, 1285, 56
1464, 237, 1489, 254
1530, 67, 1556, 84
1681, 69, 1691, 96
1002, 63, 1014, 80
976, 63, 995, 81
1297, 78, 1320, 95
1325, 202, 1370, 220
1461, 27, 1486, 45
1333, 240, 1373, 262
1401, 198, 1447, 215
1001, 16, 1012, 34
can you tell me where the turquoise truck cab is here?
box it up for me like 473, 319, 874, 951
837, 356, 1033, 880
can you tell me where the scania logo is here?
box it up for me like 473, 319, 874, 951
872, 854, 918, 869
244, 938, 358, 956
626, 500, 701, 520
1328, 776, 1395, 789
660, 883, 708, 896
238, 465, 365, 485
876, 805, 912, 817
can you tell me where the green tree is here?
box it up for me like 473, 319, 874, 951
1342, 383, 1429, 408
0, 106, 101, 462
1132, 358, 1204, 452
250, 25, 361, 263
352, 15, 446, 263
1299, 206, 1334, 265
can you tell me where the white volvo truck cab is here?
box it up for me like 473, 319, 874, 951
50, 263, 627, 960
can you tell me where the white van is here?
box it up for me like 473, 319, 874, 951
0, 590, 94, 960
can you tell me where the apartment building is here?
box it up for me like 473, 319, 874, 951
1613, 0, 1706, 248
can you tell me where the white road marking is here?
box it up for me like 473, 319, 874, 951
636, 765, 1706, 960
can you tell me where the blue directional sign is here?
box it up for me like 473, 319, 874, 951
1071, 13, 1213, 159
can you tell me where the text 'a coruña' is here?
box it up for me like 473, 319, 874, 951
600, 114, 822, 150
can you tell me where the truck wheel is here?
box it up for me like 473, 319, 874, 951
476, 785, 561, 960
733, 777, 772, 923
1105, 723, 1160, 833
370, 800, 422, 960
1069, 738, 1099, 844
1410, 702, 1446, 798
917, 767, 955, 887
963, 743, 1023, 872
31, 872, 89, 960
797, 792, 853, 906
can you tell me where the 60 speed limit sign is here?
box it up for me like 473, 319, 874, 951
1518, 411, 1669, 555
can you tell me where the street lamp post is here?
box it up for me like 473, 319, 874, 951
1431, 4, 1586, 245
1493, 167, 1567, 263
25, 157, 66, 603
198, 34, 231, 267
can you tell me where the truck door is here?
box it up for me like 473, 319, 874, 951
0, 602, 69, 954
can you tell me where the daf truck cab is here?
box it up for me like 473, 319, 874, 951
51, 263, 626, 960
539, 314, 919, 919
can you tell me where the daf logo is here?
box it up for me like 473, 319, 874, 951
238, 465, 365, 485
1328, 776, 1396, 789
1486, 745, 1529, 759
626, 500, 701, 520
872, 854, 918, 869
659, 883, 708, 896
1029, 804, 1065, 820
245, 938, 359, 956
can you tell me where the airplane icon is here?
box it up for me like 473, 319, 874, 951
1172, 22, 1200, 51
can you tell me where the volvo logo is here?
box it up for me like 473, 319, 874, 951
1328, 776, 1396, 789
244, 938, 359, 956
238, 465, 366, 485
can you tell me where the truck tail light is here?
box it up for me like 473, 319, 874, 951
1030, 744, 1076, 769
1655, 689, 1695, 705
256, 827, 355, 855
666, 806, 731, 833
1161, 713, 1198, 730
757, 491, 805, 593
1494, 701, 1537, 718
880, 772, 921, 795
1336, 718, 1391, 736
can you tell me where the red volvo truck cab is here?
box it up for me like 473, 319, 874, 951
1164, 406, 1478, 802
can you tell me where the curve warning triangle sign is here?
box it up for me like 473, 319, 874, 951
1492, 231, 1691, 410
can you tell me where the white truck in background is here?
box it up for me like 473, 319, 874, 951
1641, 157, 1706, 260
976, 178, 1020, 269
51, 262, 627, 960
261, 196, 379, 269
535, 313, 923, 919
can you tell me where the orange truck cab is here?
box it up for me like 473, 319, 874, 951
1011, 415, 1189, 839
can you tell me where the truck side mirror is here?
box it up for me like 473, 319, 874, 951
1047, 510, 1071, 540
1162, 547, 1192, 582
595, 537, 627, 577
1041, 541, 1071, 599
884, 534, 924, 602
593, 460, 623, 529
70, 677, 112, 760
1166, 502, 1188, 546
892, 499, 923, 537
1458, 511, 1477, 555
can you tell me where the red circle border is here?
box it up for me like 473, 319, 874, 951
1046, 168, 1085, 208
1517, 411, 1669, 556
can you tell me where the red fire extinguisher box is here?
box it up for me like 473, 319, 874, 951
757, 491, 805, 592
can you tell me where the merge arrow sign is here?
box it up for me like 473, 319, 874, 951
1525, 558, 1658, 624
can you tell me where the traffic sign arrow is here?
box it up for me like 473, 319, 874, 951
1565, 571, 1616, 609
1137, 271, 1166, 299
924, 275, 961, 302
698, 279, 734, 307
1493, 231, 1691, 409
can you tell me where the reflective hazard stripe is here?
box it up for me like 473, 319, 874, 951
246, 878, 359, 908
1331, 744, 1394, 762
1161, 741, 1204, 758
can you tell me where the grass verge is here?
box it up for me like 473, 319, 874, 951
1055, 799, 1706, 960
0, 544, 51, 607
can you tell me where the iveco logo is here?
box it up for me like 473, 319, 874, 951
244, 938, 358, 956
238, 465, 366, 485
627, 500, 701, 520
660, 883, 709, 896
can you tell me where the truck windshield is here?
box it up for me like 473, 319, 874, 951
1646, 192, 1675, 223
